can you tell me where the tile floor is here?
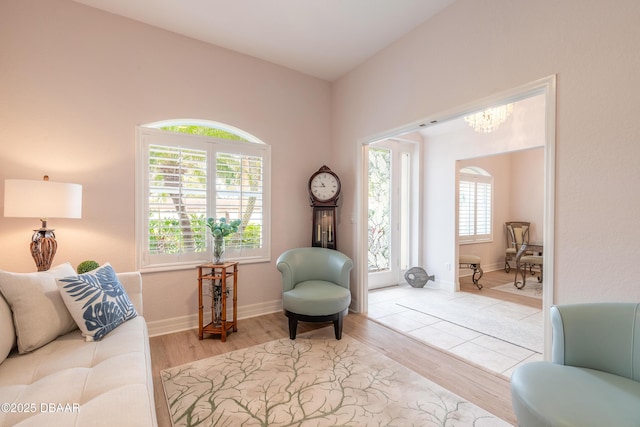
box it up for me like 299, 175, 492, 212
367, 284, 544, 378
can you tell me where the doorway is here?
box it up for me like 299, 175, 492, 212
367, 138, 415, 290
359, 75, 556, 357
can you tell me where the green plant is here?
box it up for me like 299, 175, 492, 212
206, 217, 241, 238
77, 260, 99, 274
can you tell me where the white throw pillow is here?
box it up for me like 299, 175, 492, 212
57, 263, 137, 341
0, 294, 16, 363
0, 263, 78, 354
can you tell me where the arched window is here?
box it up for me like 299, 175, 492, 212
136, 119, 271, 271
458, 166, 493, 243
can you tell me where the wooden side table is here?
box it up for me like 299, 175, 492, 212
197, 262, 238, 342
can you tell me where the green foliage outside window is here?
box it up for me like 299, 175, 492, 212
149, 215, 262, 255
149, 215, 206, 255
160, 125, 249, 142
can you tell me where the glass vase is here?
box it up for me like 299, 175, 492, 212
213, 235, 225, 264
210, 279, 231, 326
212, 282, 223, 325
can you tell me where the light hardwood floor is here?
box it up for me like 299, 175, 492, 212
150, 303, 518, 426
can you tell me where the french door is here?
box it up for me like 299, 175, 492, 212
367, 139, 413, 290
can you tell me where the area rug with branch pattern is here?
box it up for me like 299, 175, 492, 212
492, 280, 543, 300
161, 328, 510, 426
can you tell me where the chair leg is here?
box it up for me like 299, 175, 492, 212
288, 315, 298, 340
333, 312, 344, 340
471, 264, 484, 290
515, 263, 527, 289
538, 265, 544, 283
285, 310, 345, 340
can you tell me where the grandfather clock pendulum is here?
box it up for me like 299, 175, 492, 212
308, 165, 341, 250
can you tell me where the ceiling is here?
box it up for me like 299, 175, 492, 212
71, 0, 456, 81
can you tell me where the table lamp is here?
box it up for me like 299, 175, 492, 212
4, 176, 82, 271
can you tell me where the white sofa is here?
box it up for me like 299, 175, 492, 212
0, 267, 157, 427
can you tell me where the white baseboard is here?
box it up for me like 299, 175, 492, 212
459, 262, 503, 276
481, 262, 503, 272
430, 279, 456, 292
147, 299, 283, 337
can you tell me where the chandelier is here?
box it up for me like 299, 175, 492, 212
464, 104, 514, 133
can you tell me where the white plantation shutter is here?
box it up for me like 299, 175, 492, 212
458, 180, 475, 236
215, 146, 266, 258
137, 126, 270, 270
475, 182, 491, 236
459, 169, 493, 243
148, 144, 208, 256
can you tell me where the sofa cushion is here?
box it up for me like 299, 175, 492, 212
0, 316, 156, 427
0, 294, 15, 364
0, 263, 78, 354
57, 263, 137, 341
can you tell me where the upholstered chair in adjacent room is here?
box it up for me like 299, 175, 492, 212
505, 221, 530, 272
276, 247, 353, 340
516, 254, 543, 288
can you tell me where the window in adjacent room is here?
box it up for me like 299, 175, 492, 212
458, 166, 493, 243
135, 120, 271, 271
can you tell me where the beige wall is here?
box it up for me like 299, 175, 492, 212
509, 148, 544, 243
332, 0, 640, 305
0, 0, 331, 326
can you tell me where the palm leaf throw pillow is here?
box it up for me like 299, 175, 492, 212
57, 263, 137, 341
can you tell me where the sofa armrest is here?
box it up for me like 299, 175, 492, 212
551, 303, 640, 381
117, 272, 143, 316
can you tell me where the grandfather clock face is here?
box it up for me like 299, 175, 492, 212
310, 172, 339, 202
308, 166, 341, 204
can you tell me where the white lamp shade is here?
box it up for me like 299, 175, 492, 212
4, 179, 82, 219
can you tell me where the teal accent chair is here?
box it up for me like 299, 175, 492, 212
511, 303, 640, 427
277, 247, 353, 340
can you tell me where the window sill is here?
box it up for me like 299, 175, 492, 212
459, 239, 493, 245
139, 256, 271, 273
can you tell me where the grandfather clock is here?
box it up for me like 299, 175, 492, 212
308, 165, 341, 250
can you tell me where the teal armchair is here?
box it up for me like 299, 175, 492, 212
276, 247, 353, 340
511, 303, 640, 427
